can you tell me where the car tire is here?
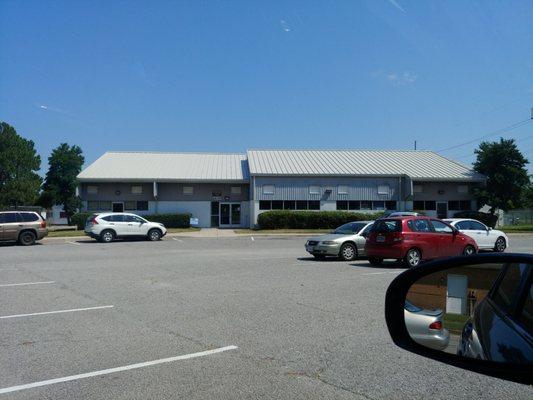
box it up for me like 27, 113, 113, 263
313, 254, 326, 260
339, 242, 357, 261
463, 245, 476, 256
99, 230, 115, 243
18, 231, 36, 246
368, 257, 382, 266
404, 248, 421, 268
494, 237, 506, 252
147, 228, 162, 241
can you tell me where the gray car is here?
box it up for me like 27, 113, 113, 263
404, 300, 450, 351
305, 221, 373, 261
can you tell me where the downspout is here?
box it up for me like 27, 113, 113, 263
153, 181, 158, 214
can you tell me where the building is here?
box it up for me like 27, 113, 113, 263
77, 150, 485, 228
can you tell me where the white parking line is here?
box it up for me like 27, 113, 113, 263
0, 345, 238, 394
0, 281, 55, 288
67, 241, 81, 246
362, 271, 404, 276
0, 305, 114, 319
172, 238, 184, 242
251, 236, 255, 241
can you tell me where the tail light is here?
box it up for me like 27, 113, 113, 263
40, 220, 46, 228
91, 217, 99, 225
429, 321, 442, 330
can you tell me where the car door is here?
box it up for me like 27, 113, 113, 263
103, 214, 128, 236
356, 223, 373, 253
0, 212, 6, 240
2, 213, 22, 241
407, 219, 439, 260
123, 215, 146, 235
468, 220, 493, 248
430, 219, 463, 257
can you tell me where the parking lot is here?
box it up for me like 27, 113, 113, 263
1, 234, 532, 399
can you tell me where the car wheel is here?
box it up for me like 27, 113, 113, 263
404, 248, 421, 268
368, 257, 382, 266
148, 229, 162, 241
494, 237, 506, 252
339, 243, 357, 261
99, 230, 115, 243
463, 245, 476, 256
18, 231, 36, 246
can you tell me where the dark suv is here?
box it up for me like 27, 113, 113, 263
457, 262, 533, 363
0, 211, 48, 245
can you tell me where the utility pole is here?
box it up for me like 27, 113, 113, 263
414, 140, 417, 150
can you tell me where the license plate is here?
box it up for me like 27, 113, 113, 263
377, 235, 386, 243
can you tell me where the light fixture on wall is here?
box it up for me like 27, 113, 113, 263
438, 189, 445, 195
115, 190, 121, 196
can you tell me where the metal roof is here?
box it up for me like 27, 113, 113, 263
246, 150, 485, 181
77, 152, 249, 182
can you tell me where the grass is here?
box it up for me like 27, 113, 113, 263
47, 227, 200, 238
234, 229, 332, 235
500, 224, 533, 233
443, 313, 470, 333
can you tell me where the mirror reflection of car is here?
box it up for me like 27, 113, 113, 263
365, 217, 478, 268
444, 218, 508, 253
457, 263, 533, 363
305, 221, 373, 261
404, 300, 450, 351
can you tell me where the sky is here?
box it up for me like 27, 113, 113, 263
1, 0, 532, 172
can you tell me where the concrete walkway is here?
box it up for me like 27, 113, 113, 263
170, 228, 238, 238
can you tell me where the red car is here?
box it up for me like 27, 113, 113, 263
364, 216, 478, 268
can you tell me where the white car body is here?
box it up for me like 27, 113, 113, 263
85, 213, 167, 242
443, 218, 508, 252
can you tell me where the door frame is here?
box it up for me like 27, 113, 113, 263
436, 201, 448, 219
219, 202, 241, 227
112, 202, 124, 213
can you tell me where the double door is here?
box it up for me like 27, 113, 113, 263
219, 203, 241, 227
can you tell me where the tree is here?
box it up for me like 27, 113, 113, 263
522, 175, 533, 208
0, 122, 42, 207
42, 143, 84, 224
473, 138, 529, 213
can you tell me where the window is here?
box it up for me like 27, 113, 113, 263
103, 214, 125, 222
309, 185, 320, 195
469, 220, 487, 231
183, 186, 194, 195
87, 185, 98, 194
377, 185, 389, 195
99, 201, 112, 211
373, 201, 385, 210
262, 185, 274, 195
456, 221, 471, 230
385, 201, 397, 210
338, 185, 349, 195
0, 213, 21, 223
457, 185, 469, 194
460, 200, 471, 211
431, 220, 453, 233
259, 201, 271, 210
360, 201, 372, 210
272, 200, 283, 210
283, 201, 296, 210
518, 281, 533, 333
348, 201, 360, 210
125, 201, 136, 210
231, 186, 241, 195
20, 212, 39, 222
336, 201, 348, 210
131, 185, 143, 194
413, 201, 425, 210
137, 201, 149, 211
492, 264, 527, 313
408, 219, 433, 232
296, 201, 308, 210
448, 201, 460, 210
371, 220, 401, 233
87, 201, 99, 211
413, 185, 423, 193
211, 202, 220, 227
424, 201, 436, 211
308, 201, 320, 210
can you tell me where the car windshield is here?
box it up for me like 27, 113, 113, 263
333, 222, 366, 234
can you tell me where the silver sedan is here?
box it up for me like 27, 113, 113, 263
404, 300, 450, 351
305, 221, 373, 261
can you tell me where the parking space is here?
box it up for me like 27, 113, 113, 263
1, 235, 532, 399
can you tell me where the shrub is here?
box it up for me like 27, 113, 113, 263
71, 212, 92, 230
144, 213, 191, 228
453, 211, 498, 228
257, 210, 384, 229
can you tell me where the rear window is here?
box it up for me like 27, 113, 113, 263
19, 212, 40, 222
371, 219, 401, 233
491, 263, 528, 313
404, 300, 422, 313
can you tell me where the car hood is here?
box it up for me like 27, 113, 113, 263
307, 234, 349, 242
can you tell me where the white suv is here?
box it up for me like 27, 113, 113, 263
85, 213, 167, 243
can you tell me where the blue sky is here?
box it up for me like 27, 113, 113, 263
1, 0, 532, 171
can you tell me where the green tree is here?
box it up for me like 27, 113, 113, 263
0, 122, 42, 207
522, 175, 533, 208
42, 143, 84, 224
473, 138, 529, 213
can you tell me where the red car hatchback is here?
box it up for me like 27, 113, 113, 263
364, 216, 478, 268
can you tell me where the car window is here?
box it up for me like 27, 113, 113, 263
132, 216, 145, 223
102, 215, 124, 222
408, 219, 433, 233
360, 223, 373, 236
19, 212, 39, 222
333, 222, 357, 234
456, 221, 470, 230
0, 213, 21, 223
431, 220, 453, 234
123, 215, 136, 223
371, 220, 401, 233
518, 279, 532, 333
492, 263, 528, 313
469, 221, 486, 231
404, 300, 422, 313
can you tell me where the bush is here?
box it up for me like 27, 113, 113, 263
144, 213, 191, 228
453, 211, 498, 228
71, 212, 92, 230
257, 210, 384, 229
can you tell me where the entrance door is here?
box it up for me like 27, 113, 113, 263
219, 203, 241, 227
446, 274, 468, 314
112, 202, 124, 213
436, 202, 448, 219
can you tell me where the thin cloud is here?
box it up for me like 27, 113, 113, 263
372, 70, 417, 86
388, 0, 406, 13
36, 104, 71, 115
280, 19, 291, 32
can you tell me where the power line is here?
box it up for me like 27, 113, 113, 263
451, 134, 533, 160
436, 118, 532, 153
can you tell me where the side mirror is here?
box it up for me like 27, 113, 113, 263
488, 227, 493, 231
385, 254, 533, 384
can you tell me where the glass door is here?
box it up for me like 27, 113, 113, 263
219, 203, 241, 226
231, 204, 241, 225
220, 203, 231, 225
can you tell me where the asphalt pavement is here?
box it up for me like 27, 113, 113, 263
0, 234, 532, 399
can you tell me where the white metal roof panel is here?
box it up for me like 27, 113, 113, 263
246, 150, 485, 181
78, 152, 249, 182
